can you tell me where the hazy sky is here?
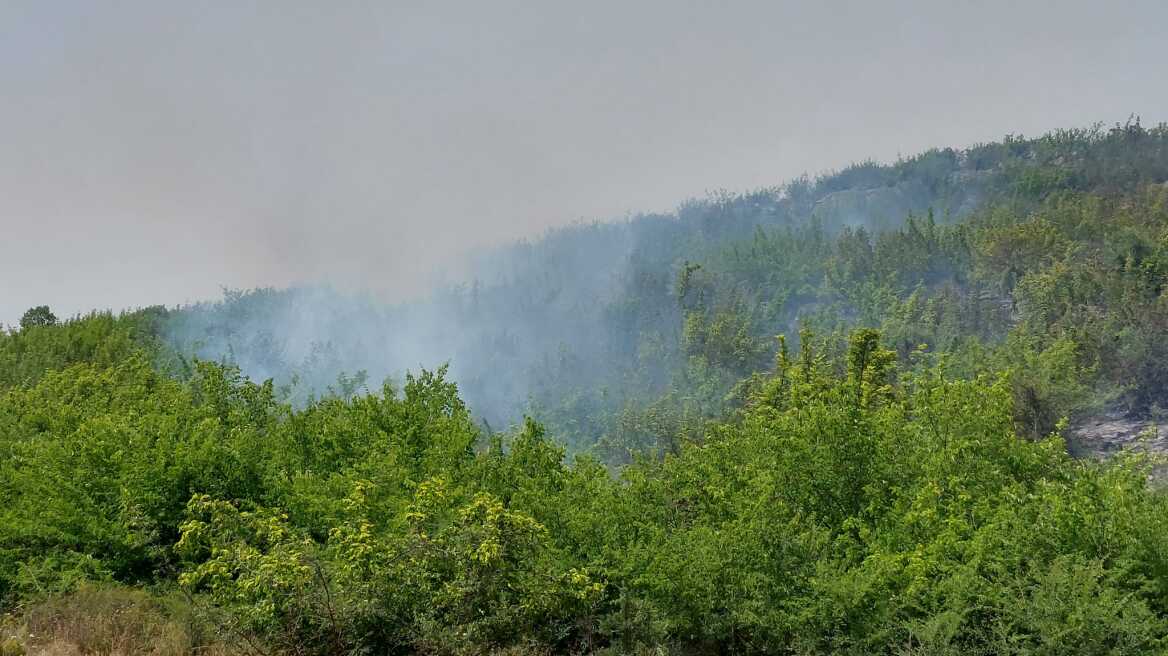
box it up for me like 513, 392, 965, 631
2, 1, 1166, 326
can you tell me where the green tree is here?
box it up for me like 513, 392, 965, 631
19, 305, 57, 330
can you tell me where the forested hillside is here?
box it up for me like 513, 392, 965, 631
4, 120, 1168, 654
166, 120, 1168, 454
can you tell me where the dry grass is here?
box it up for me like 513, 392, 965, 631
2, 585, 239, 656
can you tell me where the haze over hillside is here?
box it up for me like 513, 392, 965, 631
4, 1, 1168, 325
162, 134, 999, 429
148, 123, 1168, 453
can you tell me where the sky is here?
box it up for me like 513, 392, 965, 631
2, 0, 1167, 326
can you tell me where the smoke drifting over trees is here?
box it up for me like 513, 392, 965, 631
164, 124, 1168, 449
5, 2, 1167, 328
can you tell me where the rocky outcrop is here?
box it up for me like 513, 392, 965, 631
1066, 416, 1161, 457
1065, 415, 1168, 480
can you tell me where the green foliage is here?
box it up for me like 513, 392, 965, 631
0, 307, 167, 391
5, 125, 1168, 653
18, 306, 57, 330
9, 310, 1168, 654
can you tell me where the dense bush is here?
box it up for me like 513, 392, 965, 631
4, 325, 1168, 654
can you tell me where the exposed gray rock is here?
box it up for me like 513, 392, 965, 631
1066, 416, 1163, 457
1065, 415, 1168, 480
